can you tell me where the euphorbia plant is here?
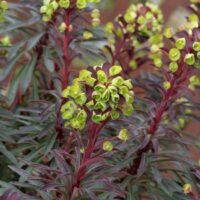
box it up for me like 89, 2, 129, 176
0, 0, 200, 199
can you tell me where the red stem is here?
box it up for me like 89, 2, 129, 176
112, 38, 126, 65
127, 65, 189, 175
70, 121, 107, 199
62, 9, 72, 89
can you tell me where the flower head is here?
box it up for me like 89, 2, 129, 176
61, 64, 134, 129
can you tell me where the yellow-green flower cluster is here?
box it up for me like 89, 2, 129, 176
167, 36, 200, 71
40, 0, 59, 22
40, 0, 101, 22
0, 1, 9, 23
178, 1, 200, 34
61, 64, 134, 129
105, 3, 163, 68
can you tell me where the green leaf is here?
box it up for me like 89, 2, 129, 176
20, 54, 37, 93
0, 50, 24, 81
0, 142, 18, 165
27, 32, 45, 50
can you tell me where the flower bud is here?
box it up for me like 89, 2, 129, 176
91, 9, 100, 18
123, 80, 133, 89
129, 60, 137, 69
193, 41, 200, 51
126, 24, 135, 33
105, 22, 114, 34
175, 38, 186, 50
138, 16, 146, 25
111, 76, 124, 87
183, 184, 192, 194
80, 147, 85, 154
83, 31, 93, 40
94, 101, 106, 111
59, 22, 67, 33
163, 81, 171, 90
51, 1, 58, 10
118, 128, 129, 141
40, 5, 47, 13
124, 11, 136, 23
153, 58, 162, 68
121, 104, 134, 116
184, 53, 195, 65
163, 27, 173, 38
0, 36, 11, 46
97, 70, 107, 83
169, 48, 181, 61
109, 65, 122, 76
102, 89, 110, 102
0, 1, 9, 11
76, 0, 87, 9
92, 18, 100, 27
94, 84, 106, 93
189, 75, 200, 86
111, 110, 119, 120
103, 141, 113, 152
75, 93, 87, 105
169, 62, 178, 73
59, 0, 70, 8
92, 112, 103, 123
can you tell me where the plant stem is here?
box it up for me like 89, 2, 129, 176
62, 9, 72, 89
111, 38, 125, 65
127, 65, 189, 175
70, 121, 107, 199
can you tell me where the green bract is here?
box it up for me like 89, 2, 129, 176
175, 38, 186, 50
59, 0, 70, 9
169, 62, 178, 73
76, 0, 87, 9
0, 1, 9, 11
193, 42, 200, 51
163, 27, 173, 38
109, 65, 122, 76
153, 57, 162, 68
124, 11, 136, 23
83, 31, 93, 40
169, 48, 181, 61
0, 36, 11, 46
118, 128, 129, 141
129, 60, 137, 69
105, 22, 114, 34
103, 141, 113, 152
184, 53, 195, 65
0, 1, 9, 23
163, 81, 171, 90
61, 64, 134, 129
189, 75, 200, 86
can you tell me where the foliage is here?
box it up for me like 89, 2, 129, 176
0, 0, 200, 199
